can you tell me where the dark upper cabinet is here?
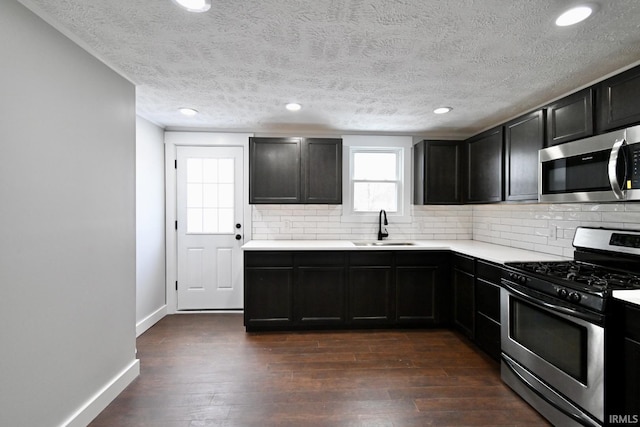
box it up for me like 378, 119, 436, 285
504, 110, 545, 201
414, 140, 463, 204
545, 88, 594, 146
597, 66, 640, 132
302, 138, 342, 203
465, 127, 504, 203
249, 137, 301, 203
249, 137, 342, 204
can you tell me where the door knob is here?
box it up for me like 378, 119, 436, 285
235, 234, 242, 240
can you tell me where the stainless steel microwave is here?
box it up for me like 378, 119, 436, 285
538, 124, 640, 202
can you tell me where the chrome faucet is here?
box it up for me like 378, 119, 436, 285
378, 209, 389, 240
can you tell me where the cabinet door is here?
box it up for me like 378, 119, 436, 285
295, 252, 345, 325
597, 66, 640, 132
395, 252, 449, 325
244, 252, 294, 329
249, 137, 301, 203
452, 267, 475, 338
414, 140, 463, 204
348, 252, 392, 324
546, 88, 594, 146
302, 138, 342, 204
505, 111, 545, 201
465, 127, 504, 203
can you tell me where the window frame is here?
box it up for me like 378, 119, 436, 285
341, 135, 413, 224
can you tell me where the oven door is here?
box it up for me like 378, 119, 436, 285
500, 283, 604, 426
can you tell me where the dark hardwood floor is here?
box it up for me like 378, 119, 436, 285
90, 314, 550, 426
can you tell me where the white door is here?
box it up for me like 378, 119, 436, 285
176, 146, 244, 310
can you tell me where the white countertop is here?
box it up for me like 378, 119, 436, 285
242, 239, 640, 306
241, 239, 568, 264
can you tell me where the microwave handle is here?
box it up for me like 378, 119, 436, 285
608, 137, 627, 199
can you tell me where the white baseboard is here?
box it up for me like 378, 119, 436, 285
136, 304, 167, 337
63, 359, 140, 427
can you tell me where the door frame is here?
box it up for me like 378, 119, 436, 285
165, 132, 253, 314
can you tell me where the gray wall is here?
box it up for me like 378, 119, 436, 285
136, 117, 166, 331
0, 1, 137, 426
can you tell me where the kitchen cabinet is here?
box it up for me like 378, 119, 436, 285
474, 260, 502, 361
413, 140, 464, 204
465, 127, 504, 203
395, 251, 450, 325
348, 252, 393, 324
244, 250, 450, 331
452, 254, 475, 338
504, 110, 545, 201
244, 252, 294, 328
249, 137, 342, 204
621, 303, 640, 416
295, 252, 346, 325
545, 88, 594, 146
597, 65, 640, 132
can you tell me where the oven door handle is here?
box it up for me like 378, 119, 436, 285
501, 280, 603, 324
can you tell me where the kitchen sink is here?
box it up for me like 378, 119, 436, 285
353, 241, 416, 246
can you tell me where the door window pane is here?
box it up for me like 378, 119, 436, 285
186, 157, 235, 233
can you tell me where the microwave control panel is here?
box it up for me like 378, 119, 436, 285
631, 143, 640, 189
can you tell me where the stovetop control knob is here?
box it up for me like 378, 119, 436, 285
568, 292, 581, 302
557, 288, 568, 299
519, 275, 527, 285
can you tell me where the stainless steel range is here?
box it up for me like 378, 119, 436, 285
501, 227, 640, 427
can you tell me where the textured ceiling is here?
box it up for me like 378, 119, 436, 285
17, 0, 640, 137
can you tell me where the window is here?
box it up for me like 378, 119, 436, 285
352, 149, 401, 212
342, 135, 412, 222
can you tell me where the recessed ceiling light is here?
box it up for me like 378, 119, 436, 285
433, 107, 452, 114
178, 107, 199, 116
285, 103, 302, 112
171, 0, 211, 13
555, 6, 593, 26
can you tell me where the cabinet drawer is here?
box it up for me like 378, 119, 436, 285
475, 312, 501, 361
453, 254, 474, 273
476, 260, 502, 284
476, 278, 501, 322
396, 251, 449, 266
295, 251, 345, 266
349, 251, 392, 266
245, 251, 292, 267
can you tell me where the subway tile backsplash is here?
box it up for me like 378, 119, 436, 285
473, 203, 640, 257
251, 203, 640, 258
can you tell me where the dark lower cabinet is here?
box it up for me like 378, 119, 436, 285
452, 254, 475, 338
244, 252, 294, 328
295, 252, 346, 325
622, 303, 640, 416
474, 261, 502, 361
244, 250, 450, 330
396, 251, 450, 325
348, 252, 393, 324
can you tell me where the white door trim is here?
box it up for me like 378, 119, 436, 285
164, 132, 253, 314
